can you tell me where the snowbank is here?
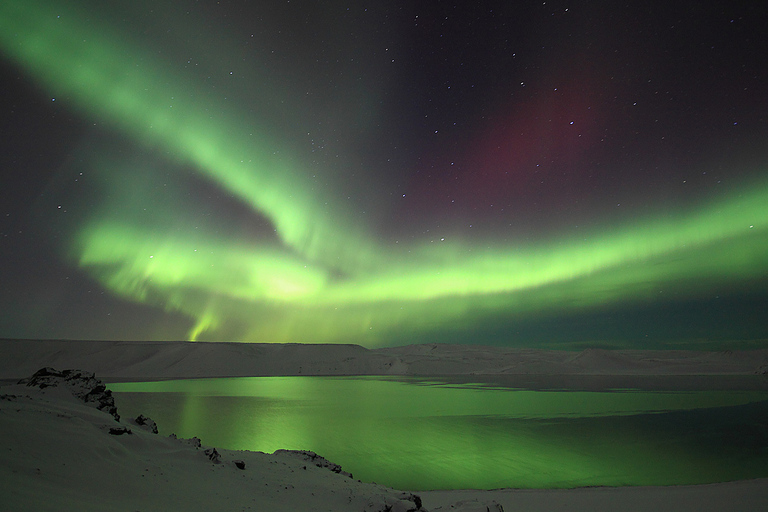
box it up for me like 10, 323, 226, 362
2, 339, 767, 381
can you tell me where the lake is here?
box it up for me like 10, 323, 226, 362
110, 375, 768, 490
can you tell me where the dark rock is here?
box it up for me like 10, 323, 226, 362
19, 367, 119, 421
106, 426, 132, 436
135, 414, 158, 434
395, 492, 423, 511
233, 459, 246, 470
274, 449, 353, 479
169, 434, 202, 448
371, 492, 427, 512
204, 447, 221, 464
406, 493, 423, 510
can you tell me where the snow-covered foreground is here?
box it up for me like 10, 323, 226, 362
0, 369, 453, 512
2, 369, 768, 511
2, 339, 768, 511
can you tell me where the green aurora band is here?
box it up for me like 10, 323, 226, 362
2, 1, 767, 345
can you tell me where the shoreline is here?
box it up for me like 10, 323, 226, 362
102, 373, 768, 393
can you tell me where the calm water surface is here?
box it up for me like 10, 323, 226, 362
110, 376, 768, 490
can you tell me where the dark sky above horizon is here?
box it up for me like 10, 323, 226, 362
1, 1, 767, 348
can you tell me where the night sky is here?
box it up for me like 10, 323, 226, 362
1, 1, 767, 348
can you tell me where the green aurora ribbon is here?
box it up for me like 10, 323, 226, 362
2, 1, 766, 344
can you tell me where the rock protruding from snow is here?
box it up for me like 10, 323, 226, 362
18, 367, 119, 421
168, 433, 204, 447
274, 449, 354, 479
363, 491, 426, 512
106, 426, 132, 436
381, 492, 424, 512
204, 447, 222, 464
134, 414, 158, 434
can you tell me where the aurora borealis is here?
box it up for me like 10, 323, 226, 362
1, 1, 767, 347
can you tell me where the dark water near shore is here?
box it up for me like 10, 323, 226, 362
111, 376, 768, 490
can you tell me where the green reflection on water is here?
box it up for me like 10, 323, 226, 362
111, 377, 768, 489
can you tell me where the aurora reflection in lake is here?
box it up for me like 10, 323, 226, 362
111, 376, 768, 490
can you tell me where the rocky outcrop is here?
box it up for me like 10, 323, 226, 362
105, 426, 132, 436
134, 414, 158, 434
204, 447, 222, 464
272, 452, 428, 511
18, 367, 119, 421
168, 434, 202, 447
381, 492, 424, 512
275, 449, 354, 479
